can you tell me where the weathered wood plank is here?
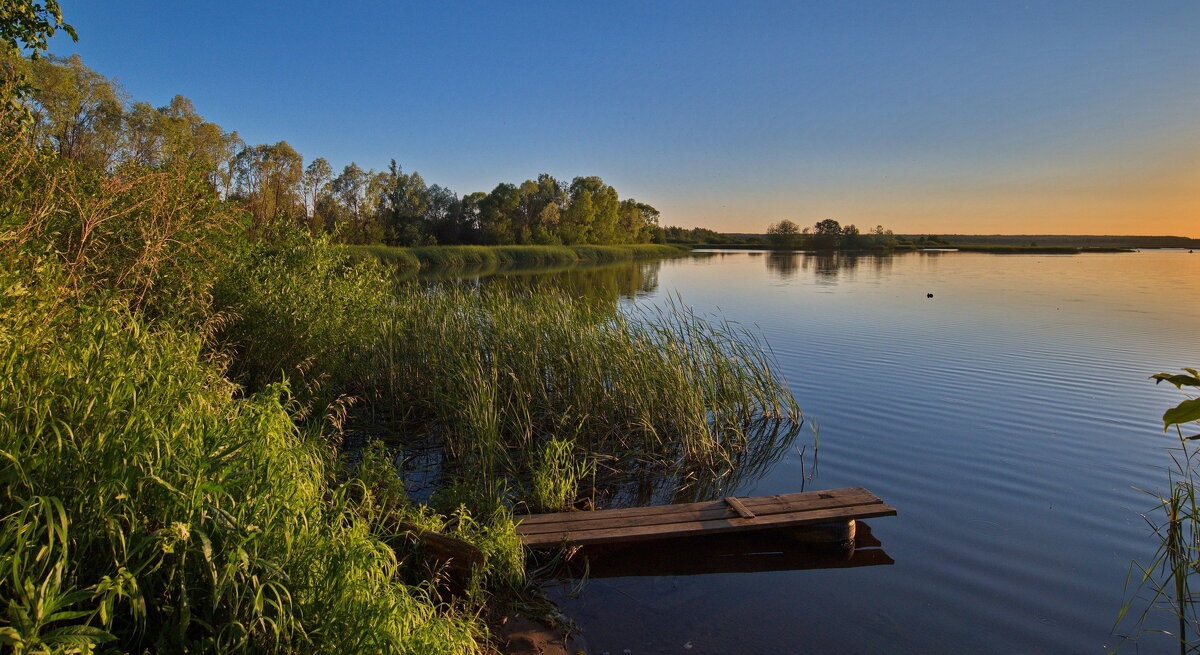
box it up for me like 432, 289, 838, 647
724, 496, 756, 519
516, 489, 881, 536
518, 486, 873, 525
521, 502, 896, 547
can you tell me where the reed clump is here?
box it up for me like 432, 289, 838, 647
373, 285, 803, 507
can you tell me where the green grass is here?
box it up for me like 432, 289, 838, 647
344, 243, 689, 271
0, 253, 489, 653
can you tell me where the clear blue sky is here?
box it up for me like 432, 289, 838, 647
50, 1, 1200, 235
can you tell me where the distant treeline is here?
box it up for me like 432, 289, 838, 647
662, 220, 901, 250
6, 53, 663, 247
665, 228, 1198, 251
896, 234, 1200, 249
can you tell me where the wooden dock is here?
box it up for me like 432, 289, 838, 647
563, 521, 894, 579
516, 486, 895, 548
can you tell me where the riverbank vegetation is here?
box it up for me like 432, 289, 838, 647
0, 18, 802, 653
346, 243, 689, 271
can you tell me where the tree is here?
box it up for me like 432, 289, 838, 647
123, 94, 239, 191
619, 200, 659, 243
478, 183, 519, 244
1, 0, 76, 119
232, 141, 304, 237
766, 219, 802, 249
302, 157, 333, 233
560, 187, 593, 245
841, 223, 862, 249
25, 54, 124, 167
870, 225, 896, 249
377, 161, 432, 245
810, 219, 842, 249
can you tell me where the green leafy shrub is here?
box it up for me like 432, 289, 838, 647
211, 233, 393, 415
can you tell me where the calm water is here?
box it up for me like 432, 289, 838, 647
467, 250, 1200, 654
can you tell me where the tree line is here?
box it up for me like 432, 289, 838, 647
766, 218, 898, 250
4, 52, 664, 246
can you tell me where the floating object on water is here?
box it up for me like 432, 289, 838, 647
515, 487, 895, 549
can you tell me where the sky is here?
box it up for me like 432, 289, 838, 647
48, 1, 1200, 236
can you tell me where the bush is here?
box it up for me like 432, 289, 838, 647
211, 233, 393, 415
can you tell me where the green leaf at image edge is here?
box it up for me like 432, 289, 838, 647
1163, 397, 1200, 430
1150, 372, 1200, 389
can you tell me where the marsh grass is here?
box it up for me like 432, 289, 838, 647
530, 439, 595, 513
371, 285, 803, 509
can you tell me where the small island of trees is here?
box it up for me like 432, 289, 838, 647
766, 219, 899, 250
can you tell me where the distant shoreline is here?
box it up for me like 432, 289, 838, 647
710, 234, 1200, 249
689, 244, 1142, 254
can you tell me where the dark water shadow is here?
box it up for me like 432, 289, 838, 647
548, 521, 892, 580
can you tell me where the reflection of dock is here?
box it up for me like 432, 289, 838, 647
516, 487, 896, 548
565, 521, 893, 579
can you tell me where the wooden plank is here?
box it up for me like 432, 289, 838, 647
518, 488, 878, 532
584, 520, 883, 557
724, 496, 756, 519
521, 502, 896, 547
518, 486, 872, 526
516, 489, 882, 536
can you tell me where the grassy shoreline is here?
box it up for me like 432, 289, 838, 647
346, 243, 691, 270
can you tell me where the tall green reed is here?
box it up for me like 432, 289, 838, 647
1116, 369, 1200, 653
371, 284, 803, 509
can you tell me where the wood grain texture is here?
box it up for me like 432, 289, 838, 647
516, 488, 896, 548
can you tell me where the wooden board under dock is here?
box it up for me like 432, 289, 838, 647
516, 486, 896, 548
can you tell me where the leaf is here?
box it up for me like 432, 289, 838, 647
41, 624, 116, 644
1163, 398, 1200, 429
43, 609, 93, 623
0, 627, 22, 645
1151, 373, 1200, 389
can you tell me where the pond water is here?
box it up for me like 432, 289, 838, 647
458, 249, 1200, 654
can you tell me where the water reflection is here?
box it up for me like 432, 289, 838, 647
419, 259, 664, 303
765, 251, 898, 282
552, 521, 892, 580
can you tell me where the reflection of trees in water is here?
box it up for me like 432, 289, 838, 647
424, 260, 663, 303
766, 252, 801, 278
766, 251, 894, 282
